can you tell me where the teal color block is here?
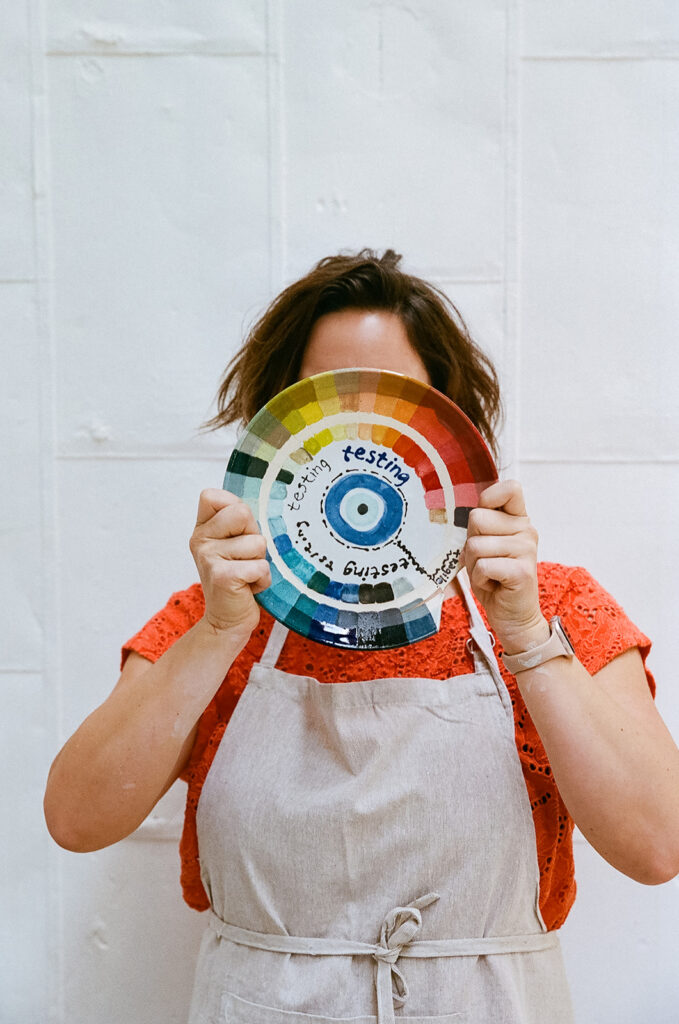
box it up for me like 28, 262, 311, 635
268, 516, 287, 539
223, 472, 247, 497
293, 593, 318, 617
308, 571, 330, 594
270, 481, 288, 500
282, 549, 316, 584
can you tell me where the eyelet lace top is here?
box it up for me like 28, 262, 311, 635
122, 562, 653, 931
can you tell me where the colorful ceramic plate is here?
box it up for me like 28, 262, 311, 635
223, 368, 497, 650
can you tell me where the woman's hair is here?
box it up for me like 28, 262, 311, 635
204, 249, 502, 457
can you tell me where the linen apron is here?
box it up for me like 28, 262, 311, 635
188, 570, 574, 1023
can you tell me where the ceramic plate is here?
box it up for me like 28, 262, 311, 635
223, 368, 497, 649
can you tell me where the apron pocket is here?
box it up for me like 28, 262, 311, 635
221, 989, 467, 1024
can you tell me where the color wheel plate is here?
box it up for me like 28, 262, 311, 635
223, 368, 498, 650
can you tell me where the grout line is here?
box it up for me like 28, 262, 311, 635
522, 53, 679, 63
0, 667, 43, 675
429, 277, 505, 286
377, 4, 384, 95
520, 457, 679, 465
265, 0, 274, 299
46, 49, 267, 58
28, 0, 63, 1018
505, 0, 521, 475
276, 0, 288, 285
56, 451, 231, 461
265, 0, 283, 297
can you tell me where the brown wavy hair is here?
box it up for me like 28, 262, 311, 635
204, 249, 502, 458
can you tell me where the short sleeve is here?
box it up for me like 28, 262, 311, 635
121, 583, 205, 669
550, 565, 655, 697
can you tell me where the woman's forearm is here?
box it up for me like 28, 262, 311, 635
44, 617, 251, 852
513, 648, 679, 884
463, 480, 679, 885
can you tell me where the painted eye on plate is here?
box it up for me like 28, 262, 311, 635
324, 473, 404, 547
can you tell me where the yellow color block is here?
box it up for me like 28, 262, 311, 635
316, 428, 334, 448
304, 436, 321, 456
281, 408, 307, 434
300, 401, 324, 425
315, 381, 342, 416
330, 423, 348, 441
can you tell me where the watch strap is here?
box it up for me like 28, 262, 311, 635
501, 616, 574, 674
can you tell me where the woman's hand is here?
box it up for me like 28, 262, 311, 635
44, 491, 269, 852
190, 488, 272, 639
463, 479, 549, 654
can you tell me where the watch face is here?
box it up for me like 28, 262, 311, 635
552, 617, 575, 656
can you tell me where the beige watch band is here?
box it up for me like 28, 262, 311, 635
501, 616, 575, 674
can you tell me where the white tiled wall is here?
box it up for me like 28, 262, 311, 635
2, 2, 677, 1021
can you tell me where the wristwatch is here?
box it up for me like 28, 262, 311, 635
501, 616, 575, 674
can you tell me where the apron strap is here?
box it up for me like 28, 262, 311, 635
455, 568, 497, 666
455, 570, 513, 715
208, 904, 557, 1024
260, 619, 289, 668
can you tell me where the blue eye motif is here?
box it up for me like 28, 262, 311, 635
324, 473, 404, 547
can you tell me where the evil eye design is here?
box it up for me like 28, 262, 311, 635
324, 473, 404, 547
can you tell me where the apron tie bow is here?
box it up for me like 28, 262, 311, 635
373, 892, 440, 1020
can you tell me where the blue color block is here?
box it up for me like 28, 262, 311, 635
273, 533, 293, 555
341, 584, 360, 604
404, 612, 437, 642
314, 603, 340, 625
325, 581, 344, 601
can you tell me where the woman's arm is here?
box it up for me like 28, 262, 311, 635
464, 480, 679, 885
43, 489, 271, 852
512, 645, 679, 885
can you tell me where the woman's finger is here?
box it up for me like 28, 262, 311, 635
202, 533, 268, 561
469, 556, 534, 594
209, 557, 271, 589
467, 507, 533, 538
198, 500, 260, 540
227, 558, 271, 587
464, 532, 533, 564
478, 479, 527, 517
195, 488, 241, 527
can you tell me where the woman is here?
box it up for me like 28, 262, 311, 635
44, 250, 679, 1023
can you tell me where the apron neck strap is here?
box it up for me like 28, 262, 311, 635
455, 568, 500, 670
260, 619, 289, 668
455, 568, 486, 633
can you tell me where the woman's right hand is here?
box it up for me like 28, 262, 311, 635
190, 488, 272, 639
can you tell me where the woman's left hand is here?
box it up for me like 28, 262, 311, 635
463, 479, 549, 654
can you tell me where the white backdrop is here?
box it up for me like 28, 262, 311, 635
2, 2, 679, 1021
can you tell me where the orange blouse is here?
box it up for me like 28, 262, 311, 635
122, 562, 653, 931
